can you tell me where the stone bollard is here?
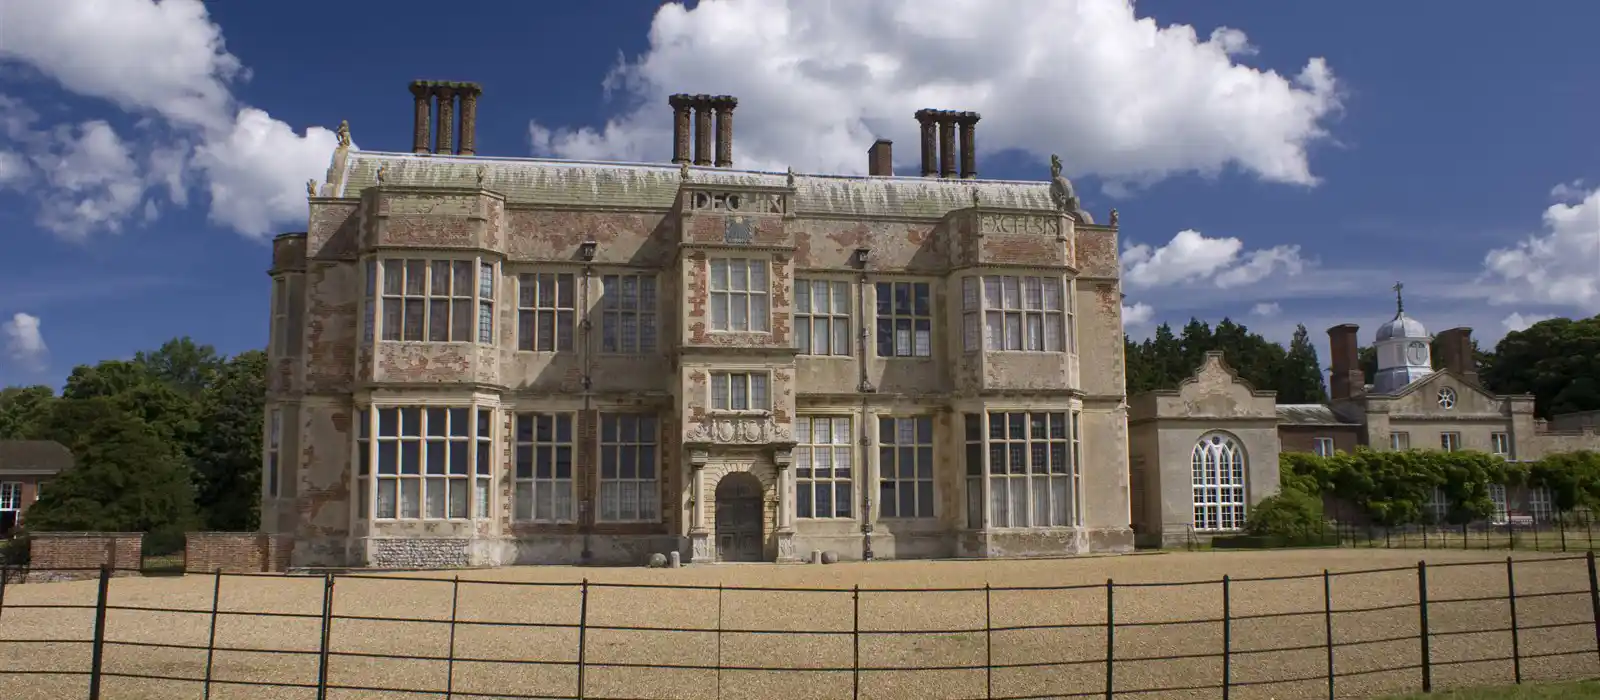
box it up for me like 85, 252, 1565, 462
668, 551, 681, 568
811, 550, 823, 565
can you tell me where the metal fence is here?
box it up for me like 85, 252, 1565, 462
3, 554, 1600, 699
1189, 512, 1600, 553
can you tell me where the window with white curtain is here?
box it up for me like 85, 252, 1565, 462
1191, 433, 1246, 531
796, 416, 853, 518
709, 258, 770, 332
795, 279, 852, 356
598, 413, 660, 522
513, 412, 575, 523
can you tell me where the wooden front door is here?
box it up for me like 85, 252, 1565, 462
715, 472, 764, 562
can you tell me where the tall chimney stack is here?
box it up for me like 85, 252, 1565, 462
914, 109, 980, 179
938, 115, 957, 178
867, 139, 893, 176
693, 95, 714, 166
668, 94, 738, 168
915, 110, 938, 177
712, 95, 737, 167
408, 81, 482, 155
669, 94, 693, 165
1436, 327, 1477, 382
1327, 323, 1363, 401
957, 111, 980, 179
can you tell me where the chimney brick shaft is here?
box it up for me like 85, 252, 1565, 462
938, 117, 957, 178
1437, 328, 1477, 381
410, 83, 432, 154
958, 113, 979, 179
669, 94, 692, 164
868, 140, 893, 176
693, 97, 713, 166
435, 87, 457, 155
916, 111, 938, 177
713, 96, 737, 167
1327, 324, 1363, 401
458, 87, 480, 156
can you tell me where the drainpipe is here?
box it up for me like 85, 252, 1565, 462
579, 240, 597, 563
854, 248, 875, 560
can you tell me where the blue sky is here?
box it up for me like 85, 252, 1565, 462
1, 0, 1596, 389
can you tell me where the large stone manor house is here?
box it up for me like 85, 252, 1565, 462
263, 83, 1135, 569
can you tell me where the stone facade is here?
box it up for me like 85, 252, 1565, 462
184, 532, 294, 573
263, 93, 1134, 569
26, 532, 143, 582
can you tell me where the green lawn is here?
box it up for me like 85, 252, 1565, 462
1379, 680, 1600, 699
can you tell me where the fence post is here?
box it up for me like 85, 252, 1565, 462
1104, 579, 1115, 700
1587, 551, 1600, 663
984, 583, 993, 700
314, 573, 335, 700
202, 569, 222, 700
1506, 557, 1521, 684
1323, 569, 1335, 700
851, 584, 860, 700
1560, 513, 1568, 552
717, 583, 726, 699
445, 577, 460, 700
1418, 561, 1432, 693
576, 579, 590, 700
1221, 576, 1231, 700
87, 564, 111, 700
1463, 524, 1469, 551
0, 562, 8, 623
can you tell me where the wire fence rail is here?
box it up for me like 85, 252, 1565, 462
3, 554, 1600, 699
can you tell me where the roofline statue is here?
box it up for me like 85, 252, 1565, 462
1049, 154, 1092, 224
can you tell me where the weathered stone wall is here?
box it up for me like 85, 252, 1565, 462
27, 532, 144, 582
184, 532, 294, 573
370, 537, 472, 569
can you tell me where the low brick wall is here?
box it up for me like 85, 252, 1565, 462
28, 532, 144, 582
185, 532, 293, 573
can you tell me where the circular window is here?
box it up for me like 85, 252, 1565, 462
1437, 387, 1457, 410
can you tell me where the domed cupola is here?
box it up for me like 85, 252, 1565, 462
1372, 282, 1434, 394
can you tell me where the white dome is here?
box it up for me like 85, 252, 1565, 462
1376, 312, 1428, 342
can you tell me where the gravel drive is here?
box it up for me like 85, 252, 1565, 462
2, 548, 1598, 699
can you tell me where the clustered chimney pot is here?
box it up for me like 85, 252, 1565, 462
867, 140, 893, 176
914, 109, 981, 179
669, 94, 738, 168
408, 80, 483, 156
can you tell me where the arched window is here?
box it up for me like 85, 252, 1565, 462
1191, 433, 1247, 531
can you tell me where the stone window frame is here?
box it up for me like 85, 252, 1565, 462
271, 278, 290, 355
369, 253, 498, 346
0, 481, 20, 511
596, 412, 662, 523
875, 278, 934, 358
962, 274, 1069, 354
878, 414, 936, 520
1439, 431, 1461, 452
1191, 431, 1247, 533
794, 277, 853, 356
1488, 483, 1509, 522
512, 410, 578, 524
1390, 431, 1411, 451
599, 271, 660, 354
708, 257, 771, 333
264, 407, 282, 499
1425, 486, 1449, 523
1527, 486, 1554, 522
795, 414, 856, 520
1437, 387, 1458, 410
356, 403, 496, 523
517, 270, 578, 352
710, 370, 771, 413
963, 409, 1080, 530
1312, 437, 1335, 458
1491, 431, 1512, 458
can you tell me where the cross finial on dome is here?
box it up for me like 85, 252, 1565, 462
1392, 281, 1405, 315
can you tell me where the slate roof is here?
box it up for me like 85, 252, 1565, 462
0, 441, 74, 475
332, 151, 1060, 220
1276, 404, 1360, 426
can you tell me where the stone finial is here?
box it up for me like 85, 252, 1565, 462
336, 120, 352, 149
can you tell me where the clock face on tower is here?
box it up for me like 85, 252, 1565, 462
1406, 340, 1429, 365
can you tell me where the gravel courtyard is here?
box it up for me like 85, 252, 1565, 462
2, 548, 1598, 700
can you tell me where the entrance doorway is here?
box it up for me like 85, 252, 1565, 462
714, 471, 764, 562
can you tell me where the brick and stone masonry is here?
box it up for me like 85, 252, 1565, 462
184, 532, 294, 574
25, 532, 144, 582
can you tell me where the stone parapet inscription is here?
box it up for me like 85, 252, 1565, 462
689, 190, 786, 215
685, 414, 793, 445
979, 213, 1060, 237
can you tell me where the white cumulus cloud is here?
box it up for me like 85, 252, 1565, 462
1501, 312, 1556, 333
1479, 183, 1600, 311
1250, 302, 1281, 317
2, 312, 49, 372
1123, 302, 1155, 326
1121, 229, 1307, 289
0, 0, 342, 239
528, 0, 1342, 190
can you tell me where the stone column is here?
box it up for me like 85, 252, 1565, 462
458, 86, 480, 156
435, 86, 457, 155
938, 113, 957, 178
915, 109, 938, 177
669, 94, 693, 164
409, 82, 432, 154
713, 96, 737, 168
693, 96, 714, 166
689, 449, 711, 562
958, 112, 981, 179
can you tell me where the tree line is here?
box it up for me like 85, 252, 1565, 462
1125, 314, 1600, 419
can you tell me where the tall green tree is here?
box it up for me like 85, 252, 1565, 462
133, 337, 225, 397
192, 350, 267, 530
1276, 324, 1328, 403
0, 385, 56, 440
24, 397, 199, 536
1482, 315, 1600, 418
62, 360, 200, 447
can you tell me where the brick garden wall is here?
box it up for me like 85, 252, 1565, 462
27, 532, 144, 582
184, 532, 293, 573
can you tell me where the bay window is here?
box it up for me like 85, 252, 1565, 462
361, 406, 494, 521
964, 275, 1066, 352
375, 257, 496, 344
963, 411, 1077, 528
